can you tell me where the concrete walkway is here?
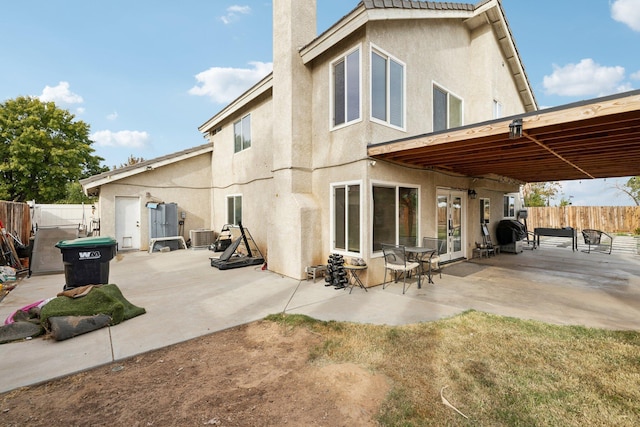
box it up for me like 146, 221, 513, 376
1, 241, 640, 393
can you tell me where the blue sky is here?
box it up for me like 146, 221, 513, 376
1, 0, 639, 206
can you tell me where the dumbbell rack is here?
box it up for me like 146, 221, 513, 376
324, 254, 347, 289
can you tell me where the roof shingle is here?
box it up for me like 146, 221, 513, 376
362, 0, 476, 11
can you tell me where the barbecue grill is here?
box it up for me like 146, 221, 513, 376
496, 219, 527, 253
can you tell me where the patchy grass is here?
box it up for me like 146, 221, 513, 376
267, 311, 640, 426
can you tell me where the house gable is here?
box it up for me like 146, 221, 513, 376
300, 0, 536, 113
81, 143, 213, 195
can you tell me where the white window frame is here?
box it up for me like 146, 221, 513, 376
233, 114, 251, 153
432, 82, 463, 131
493, 99, 503, 119
371, 180, 421, 255
330, 181, 363, 256
503, 194, 516, 218
370, 44, 406, 131
227, 194, 242, 225
329, 44, 362, 130
480, 198, 491, 224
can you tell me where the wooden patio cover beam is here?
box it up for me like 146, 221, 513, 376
368, 90, 640, 183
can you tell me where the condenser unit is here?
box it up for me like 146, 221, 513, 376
189, 229, 214, 248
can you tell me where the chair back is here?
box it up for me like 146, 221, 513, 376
481, 224, 494, 248
381, 244, 408, 267
582, 229, 602, 245
422, 237, 445, 254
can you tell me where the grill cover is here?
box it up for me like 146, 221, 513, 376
496, 220, 527, 245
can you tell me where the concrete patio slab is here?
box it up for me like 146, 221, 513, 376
1, 239, 639, 394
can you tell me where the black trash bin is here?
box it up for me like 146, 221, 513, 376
55, 236, 117, 290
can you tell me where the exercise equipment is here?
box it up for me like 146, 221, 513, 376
324, 254, 347, 289
210, 223, 265, 270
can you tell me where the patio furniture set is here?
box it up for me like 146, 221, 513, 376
314, 225, 612, 296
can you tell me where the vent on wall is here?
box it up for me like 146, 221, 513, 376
190, 229, 214, 248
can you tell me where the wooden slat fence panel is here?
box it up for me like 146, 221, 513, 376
526, 206, 640, 234
0, 201, 31, 245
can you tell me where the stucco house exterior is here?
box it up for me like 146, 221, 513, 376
83, 0, 539, 285
197, 0, 535, 284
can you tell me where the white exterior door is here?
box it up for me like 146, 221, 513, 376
436, 189, 466, 262
115, 196, 140, 250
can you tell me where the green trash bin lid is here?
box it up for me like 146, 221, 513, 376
55, 236, 117, 248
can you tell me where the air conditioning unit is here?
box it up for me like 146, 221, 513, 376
189, 229, 214, 248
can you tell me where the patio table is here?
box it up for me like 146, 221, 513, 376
343, 264, 368, 294
405, 246, 436, 287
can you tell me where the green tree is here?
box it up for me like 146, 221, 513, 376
59, 181, 97, 204
113, 154, 145, 170
615, 177, 640, 206
522, 182, 561, 207
0, 96, 108, 203
558, 196, 572, 207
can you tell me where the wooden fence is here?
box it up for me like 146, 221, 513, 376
525, 206, 640, 234
0, 201, 31, 245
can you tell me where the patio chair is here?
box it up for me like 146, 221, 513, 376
480, 224, 498, 256
581, 229, 613, 254
421, 237, 445, 283
381, 244, 420, 294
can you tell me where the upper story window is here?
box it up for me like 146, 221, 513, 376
433, 85, 462, 132
234, 114, 251, 153
493, 100, 503, 119
331, 46, 361, 129
371, 46, 405, 129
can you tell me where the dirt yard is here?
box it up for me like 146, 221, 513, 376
0, 321, 390, 426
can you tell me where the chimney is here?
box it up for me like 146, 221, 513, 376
268, 1, 321, 280
272, 0, 316, 185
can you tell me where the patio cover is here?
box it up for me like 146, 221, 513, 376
368, 90, 640, 183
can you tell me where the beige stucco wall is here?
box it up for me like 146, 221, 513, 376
208, 91, 274, 259
96, 153, 212, 251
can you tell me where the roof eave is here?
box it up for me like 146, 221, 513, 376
198, 73, 273, 134
300, 4, 369, 65
476, 0, 537, 111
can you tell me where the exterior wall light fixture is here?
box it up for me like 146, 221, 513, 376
509, 118, 523, 139
468, 189, 477, 199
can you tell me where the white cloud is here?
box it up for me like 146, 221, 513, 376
76, 107, 85, 115
188, 61, 273, 104
631, 70, 640, 80
91, 130, 150, 148
228, 5, 250, 14
616, 82, 635, 92
220, 5, 251, 25
542, 58, 627, 97
556, 178, 635, 206
107, 112, 119, 121
611, 0, 640, 31
39, 81, 83, 104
